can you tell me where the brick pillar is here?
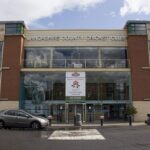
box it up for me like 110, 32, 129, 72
127, 35, 150, 101
1, 35, 24, 101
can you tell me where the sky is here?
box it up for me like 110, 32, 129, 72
0, 0, 150, 29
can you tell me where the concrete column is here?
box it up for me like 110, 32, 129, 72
65, 103, 68, 123
83, 103, 87, 123
50, 48, 53, 68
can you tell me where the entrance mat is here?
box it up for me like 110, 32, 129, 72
48, 129, 105, 140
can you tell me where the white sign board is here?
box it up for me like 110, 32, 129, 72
66, 72, 85, 102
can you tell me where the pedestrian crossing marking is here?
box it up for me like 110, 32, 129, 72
48, 129, 105, 140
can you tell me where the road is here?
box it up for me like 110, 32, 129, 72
0, 126, 150, 150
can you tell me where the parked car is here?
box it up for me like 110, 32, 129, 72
0, 109, 49, 129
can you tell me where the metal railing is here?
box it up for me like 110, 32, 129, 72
23, 59, 129, 68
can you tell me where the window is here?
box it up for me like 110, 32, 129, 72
127, 23, 147, 35
23, 72, 65, 101
24, 47, 128, 68
5, 110, 17, 116
86, 72, 130, 101
86, 83, 98, 100
16, 111, 29, 117
24, 47, 52, 68
53, 47, 98, 68
5, 23, 24, 35
101, 83, 115, 100
101, 48, 127, 68
53, 83, 65, 100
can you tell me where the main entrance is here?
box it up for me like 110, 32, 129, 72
50, 104, 86, 123
50, 103, 127, 123
68, 104, 85, 123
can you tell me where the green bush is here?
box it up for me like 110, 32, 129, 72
124, 105, 137, 116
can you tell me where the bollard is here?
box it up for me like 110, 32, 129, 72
74, 115, 76, 126
47, 115, 53, 126
100, 119, 103, 126
128, 115, 132, 126
100, 115, 104, 127
74, 113, 82, 127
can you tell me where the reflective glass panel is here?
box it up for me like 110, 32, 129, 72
23, 72, 130, 102
24, 47, 128, 68
25, 47, 52, 68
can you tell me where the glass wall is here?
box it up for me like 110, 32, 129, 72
23, 72, 129, 101
24, 47, 128, 68
24, 47, 52, 68
23, 72, 65, 101
21, 72, 130, 116
86, 72, 129, 100
101, 48, 127, 68
53, 47, 99, 68
20, 72, 130, 120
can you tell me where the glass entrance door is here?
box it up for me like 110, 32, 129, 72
68, 104, 84, 123
50, 104, 65, 123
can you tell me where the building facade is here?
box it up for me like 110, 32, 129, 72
0, 21, 150, 123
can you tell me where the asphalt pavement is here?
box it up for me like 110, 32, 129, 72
0, 125, 150, 150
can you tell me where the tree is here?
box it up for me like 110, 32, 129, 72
124, 105, 137, 116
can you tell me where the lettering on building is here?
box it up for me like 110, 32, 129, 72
26, 35, 126, 41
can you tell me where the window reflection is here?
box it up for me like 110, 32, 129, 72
24, 47, 128, 68
23, 72, 130, 102
101, 48, 127, 68
86, 72, 130, 100
25, 47, 52, 68
24, 73, 65, 102
53, 47, 99, 68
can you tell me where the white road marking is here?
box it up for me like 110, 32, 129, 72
48, 129, 105, 140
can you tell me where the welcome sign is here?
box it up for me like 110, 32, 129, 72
65, 72, 86, 103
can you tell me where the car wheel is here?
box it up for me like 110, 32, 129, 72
31, 122, 41, 130
0, 120, 4, 129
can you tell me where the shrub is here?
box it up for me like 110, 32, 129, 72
124, 105, 137, 116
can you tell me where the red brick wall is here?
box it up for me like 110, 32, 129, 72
1, 35, 24, 100
128, 35, 150, 101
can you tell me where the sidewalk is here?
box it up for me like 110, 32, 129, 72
48, 122, 146, 129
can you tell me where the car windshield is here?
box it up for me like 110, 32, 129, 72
29, 112, 46, 117
21, 111, 39, 116
20, 110, 33, 116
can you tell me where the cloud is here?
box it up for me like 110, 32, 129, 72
0, 0, 105, 24
48, 22, 55, 27
120, 0, 150, 16
110, 11, 116, 17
